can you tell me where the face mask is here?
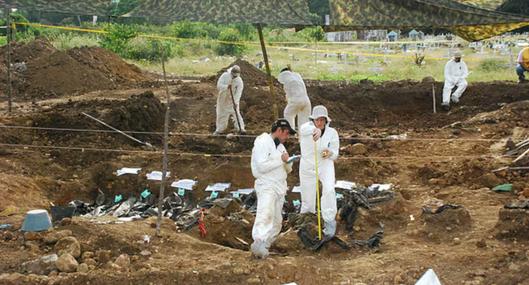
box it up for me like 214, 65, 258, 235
455, 58, 461, 62
274, 137, 281, 147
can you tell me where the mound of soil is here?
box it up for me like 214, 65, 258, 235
495, 208, 529, 240
418, 206, 472, 242
354, 192, 411, 234
307, 81, 529, 130
191, 208, 254, 251
31, 91, 164, 136
0, 39, 149, 99
416, 159, 504, 188
0, 91, 165, 167
216, 59, 279, 87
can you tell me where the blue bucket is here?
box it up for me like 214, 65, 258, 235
21, 209, 52, 232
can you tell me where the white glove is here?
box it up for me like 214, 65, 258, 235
312, 128, 321, 141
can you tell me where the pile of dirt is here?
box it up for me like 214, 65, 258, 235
0, 39, 150, 99
0, 91, 165, 167
307, 81, 529, 130
494, 207, 529, 240
190, 201, 254, 251
29, 91, 164, 139
216, 59, 280, 87
354, 192, 412, 234
415, 159, 505, 188
417, 204, 473, 242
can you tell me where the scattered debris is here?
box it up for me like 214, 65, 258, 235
492, 184, 513, 192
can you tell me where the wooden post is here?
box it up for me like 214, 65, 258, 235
5, 4, 12, 113
156, 44, 171, 237
256, 24, 278, 119
432, 83, 436, 114
508, 47, 514, 69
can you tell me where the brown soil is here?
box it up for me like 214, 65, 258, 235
0, 39, 150, 100
1, 53, 529, 284
214, 58, 280, 87
495, 208, 529, 240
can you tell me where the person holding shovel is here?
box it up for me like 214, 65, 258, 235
214, 65, 246, 135
299, 105, 340, 240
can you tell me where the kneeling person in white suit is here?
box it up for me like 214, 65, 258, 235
442, 51, 468, 111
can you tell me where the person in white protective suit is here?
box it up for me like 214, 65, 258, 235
278, 66, 311, 131
214, 65, 246, 134
442, 51, 469, 111
299, 105, 339, 239
250, 118, 296, 259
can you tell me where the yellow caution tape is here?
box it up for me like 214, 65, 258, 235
13, 22, 493, 62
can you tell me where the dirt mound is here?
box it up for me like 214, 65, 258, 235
415, 159, 505, 188
307, 81, 529, 130
4, 39, 55, 62
354, 192, 411, 234
2, 91, 165, 167
216, 59, 279, 87
417, 205, 472, 242
30, 91, 164, 136
191, 206, 254, 251
495, 208, 529, 240
0, 39, 149, 99
67, 47, 145, 84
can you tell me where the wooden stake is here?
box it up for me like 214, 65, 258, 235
256, 24, 278, 119
156, 44, 171, 237
432, 83, 436, 114
5, 4, 12, 113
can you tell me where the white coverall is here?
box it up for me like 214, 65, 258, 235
278, 71, 311, 131
299, 121, 340, 236
443, 59, 469, 105
250, 133, 292, 255
215, 69, 245, 133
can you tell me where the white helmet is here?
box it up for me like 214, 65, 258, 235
309, 105, 331, 122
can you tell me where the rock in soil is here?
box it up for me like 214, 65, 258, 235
55, 253, 78, 273
54, 236, 81, 258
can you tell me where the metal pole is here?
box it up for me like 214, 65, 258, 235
256, 24, 278, 119
156, 44, 171, 237
5, 4, 12, 113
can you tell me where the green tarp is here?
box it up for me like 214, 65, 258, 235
2, 0, 117, 16
124, 0, 314, 25
4, 0, 529, 41
328, 0, 529, 41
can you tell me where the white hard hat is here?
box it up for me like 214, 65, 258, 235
453, 51, 462, 57
309, 105, 331, 122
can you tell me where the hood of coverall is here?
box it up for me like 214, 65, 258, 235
309, 105, 331, 123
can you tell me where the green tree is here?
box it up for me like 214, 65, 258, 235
215, 28, 246, 56
100, 24, 138, 56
